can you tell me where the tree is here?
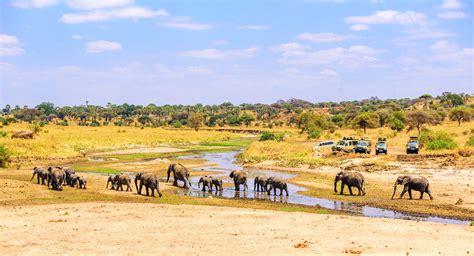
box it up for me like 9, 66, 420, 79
188, 112, 204, 131
351, 112, 379, 133
406, 110, 436, 135
239, 113, 255, 127
449, 106, 472, 126
376, 109, 390, 127
137, 115, 151, 127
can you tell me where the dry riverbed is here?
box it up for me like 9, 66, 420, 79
0, 202, 472, 255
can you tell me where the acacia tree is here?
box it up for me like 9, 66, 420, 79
449, 106, 472, 126
351, 112, 379, 133
406, 110, 436, 135
188, 112, 204, 131
376, 109, 390, 127
239, 113, 255, 127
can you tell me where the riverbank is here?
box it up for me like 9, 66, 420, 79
0, 202, 472, 255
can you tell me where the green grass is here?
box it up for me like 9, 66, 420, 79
70, 164, 121, 174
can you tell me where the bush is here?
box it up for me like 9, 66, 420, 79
56, 120, 69, 126
307, 129, 322, 140
90, 120, 101, 127
172, 120, 182, 128
29, 122, 43, 135
259, 132, 284, 142
0, 145, 10, 168
466, 136, 474, 147
0, 130, 7, 138
419, 131, 458, 150
0, 117, 9, 126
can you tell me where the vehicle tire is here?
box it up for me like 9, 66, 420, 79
375, 152, 379, 155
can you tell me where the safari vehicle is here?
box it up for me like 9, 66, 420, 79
375, 138, 388, 155
332, 137, 358, 153
313, 140, 335, 150
406, 136, 419, 154
354, 138, 372, 154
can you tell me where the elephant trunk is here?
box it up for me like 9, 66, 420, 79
134, 176, 139, 192
391, 185, 397, 200
167, 164, 173, 182
198, 178, 202, 188
334, 176, 339, 193
30, 172, 36, 181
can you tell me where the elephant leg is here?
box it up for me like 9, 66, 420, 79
285, 187, 289, 196
146, 186, 150, 196
408, 189, 413, 199
426, 187, 434, 200
151, 187, 155, 197
348, 186, 353, 196
37, 176, 40, 184
400, 186, 408, 199
279, 188, 283, 196
357, 186, 362, 196
173, 179, 178, 186
340, 183, 344, 195
234, 181, 240, 191
244, 182, 248, 191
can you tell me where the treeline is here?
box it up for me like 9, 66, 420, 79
0, 92, 472, 135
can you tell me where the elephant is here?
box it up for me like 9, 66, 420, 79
47, 167, 65, 191
135, 172, 162, 197
391, 175, 433, 200
167, 163, 191, 189
229, 170, 248, 191
106, 174, 117, 189
265, 176, 289, 196
334, 171, 366, 196
30, 167, 48, 185
254, 176, 267, 192
63, 168, 76, 186
114, 173, 133, 192
73, 176, 87, 189
211, 177, 223, 191
69, 174, 79, 187
198, 176, 212, 192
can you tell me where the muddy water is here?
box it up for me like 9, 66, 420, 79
173, 151, 469, 225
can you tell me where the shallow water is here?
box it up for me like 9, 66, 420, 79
172, 151, 470, 225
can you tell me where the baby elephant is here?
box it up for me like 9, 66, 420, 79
198, 176, 213, 192
392, 175, 433, 200
106, 174, 117, 190
334, 171, 366, 196
254, 176, 267, 192
265, 176, 289, 196
211, 177, 223, 191
73, 176, 87, 189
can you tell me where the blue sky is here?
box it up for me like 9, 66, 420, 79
0, 0, 472, 106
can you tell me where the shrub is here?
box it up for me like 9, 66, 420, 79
260, 132, 284, 142
0, 145, 10, 168
419, 131, 458, 150
307, 129, 322, 140
0, 117, 9, 126
90, 120, 101, 127
29, 122, 43, 135
466, 136, 474, 147
0, 130, 7, 138
172, 120, 182, 128
56, 120, 69, 126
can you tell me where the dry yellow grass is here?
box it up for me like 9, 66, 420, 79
0, 123, 241, 158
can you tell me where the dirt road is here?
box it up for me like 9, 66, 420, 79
0, 203, 472, 255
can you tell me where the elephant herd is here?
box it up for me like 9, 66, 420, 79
30, 166, 86, 191
334, 171, 434, 200
30, 164, 434, 201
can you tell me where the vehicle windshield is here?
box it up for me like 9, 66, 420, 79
408, 141, 418, 146
337, 141, 345, 146
357, 141, 368, 147
376, 142, 386, 147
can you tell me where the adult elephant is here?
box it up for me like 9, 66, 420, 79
135, 172, 162, 197
114, 173, 133, 192
265, 176, 289, 196
391, 175, 433, 200
198, 176, 212, 192
334, 171, 366, 196
254, 176, 267, 192
229, 170, 248, 191
30, 167, 48, 185
47, 167, 65, 191
167, 163, 191, 189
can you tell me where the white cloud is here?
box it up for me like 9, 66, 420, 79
66, 0, 134, 10
179, 47, 259, 60
72, 34, 83, 39
440, 0, 463, 10
429, 40, 473, 64
10, 0, 58, 8
320, 69, 338, 76
345, 10, 427, 29
156, 17, 212, 30
297, 32, 352, 43
275, 43, 379, 68
86, 40, 122, 53
186, 66, 212, 74
60, 6, 168, 24
350, 24, 369, 31
0, 34, 24, 56
438, 11, 468, 19
236, 25, 271, 30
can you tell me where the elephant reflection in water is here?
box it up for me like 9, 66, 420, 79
234, 190, 248, 199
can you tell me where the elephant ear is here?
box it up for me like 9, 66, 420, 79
401, 177, 410, 186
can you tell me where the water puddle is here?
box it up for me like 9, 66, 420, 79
173, 151, 470, 225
